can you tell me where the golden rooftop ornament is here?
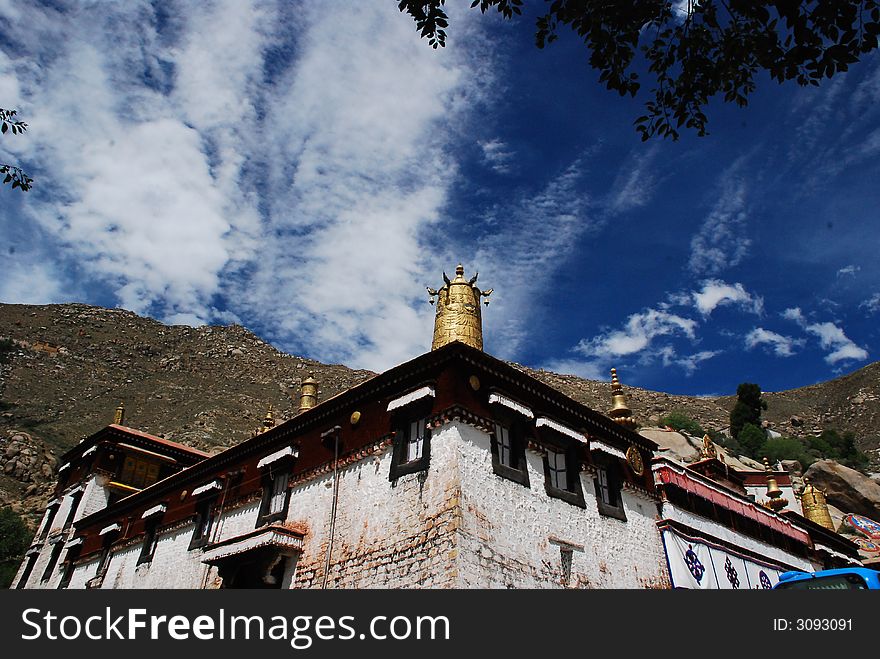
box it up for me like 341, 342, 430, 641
113, 401, 125, 426
700, 434, 717, 460
762, 457, 788, 511
607, 368, 636, 430
800, 478, 835, 531
427, 264, 492, 351
299, 373, 318, 412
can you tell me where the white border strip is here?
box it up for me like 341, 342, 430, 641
488, 393, 534, 419
58, 462, 70, 472
66, 484, 84, 496
141, 503, 167, 519
65, 537, 84, 548
82, 446, 97, 457
387, 386, 435, 412
192, 480, 223, 497
99, 523, 121, 536
590, 439, 627, 460
814, 543, 862, 566
257, 445, 300, 469
536, 417, 585, 443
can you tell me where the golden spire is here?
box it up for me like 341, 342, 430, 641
607, 368, 636, 430
427, 264, 492, 351
700, 434, 717, 459
800, 478, 835, 530
763, 457, 787, 511
113, 401, 125, 425
299, 373, 318, 412
262, 405, 275, 431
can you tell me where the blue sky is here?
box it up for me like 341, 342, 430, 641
1, 1, 879, 396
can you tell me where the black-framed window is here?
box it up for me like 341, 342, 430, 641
16, 553, 38, 589
594, 461, 627, 521
389, 413, 432, 480
40, 542, 64, 584
61, 489, 84, 532
257, 465, 292, 527
189, 496, 217, 550
38, 503, 60, 541
490, 421, 530, 487
138, 517, 162, 565
95, 538, 113, 576
543, 445, 585, 508
58, 546, 80, 589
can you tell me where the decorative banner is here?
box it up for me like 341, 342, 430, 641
844, 514, 880, 540
662, 528, 785, 590
852, 537, 880, 553
664, 530, 718, 589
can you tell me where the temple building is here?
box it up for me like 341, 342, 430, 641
13, 266, 861, 589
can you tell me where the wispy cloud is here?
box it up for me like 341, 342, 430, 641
837, 264, 860, 278
783, 307, 868, 364
478, 138, 514, 174
575, 308, 697, 359
688, 176, 750, 276
860, 293, 880, 314
605, 144, 659, 215
691, 279, 763, 316
658, 346, 721, 376
745, 328, 802, 357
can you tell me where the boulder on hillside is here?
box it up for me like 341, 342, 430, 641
803, 460, 880, 519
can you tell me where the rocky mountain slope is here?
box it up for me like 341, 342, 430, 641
2, 302, 878, 525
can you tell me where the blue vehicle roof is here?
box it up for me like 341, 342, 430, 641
775, 567, 880, 588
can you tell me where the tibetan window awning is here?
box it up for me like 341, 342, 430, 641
488, 393, 534, 419
590, 439, 627, 460
387, 386, 436, 412
201, 525, 305, 565
141, 503, 167, 519
192, 480, 223, 497
257, 446, 299, 470
536, 417, 585, 443
99, 523, 121, 536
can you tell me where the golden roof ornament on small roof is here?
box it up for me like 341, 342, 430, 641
607, 368, 636, 430
427, 264, 492, 351
113, 401, 125, 426
299, 373, 318, 412
762, 457, 787, 511
800, 477, 835, 531
700, 434, 717, 459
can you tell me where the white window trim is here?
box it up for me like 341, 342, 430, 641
590, 439, 627, 460
191, 480, 223, 497
65, 537, 84, 548
99, 523, 121, 536
536, 417, 585, 442
141, 503, 167, 519
488, 393, 534, 419
387, 386, 436, 412
257, 445, 299, 469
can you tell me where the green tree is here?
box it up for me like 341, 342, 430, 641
759, 436, 812, 468
729, 382, 766, 440
398, 1, 880, 140
0, 507, 31, 588
660, 411, 704, 436
737, 422, 766, 458
1, 108, 32, 192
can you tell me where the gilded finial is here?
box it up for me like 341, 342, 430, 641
800, 478, 835, 530
608, 368, 637, 430
263, 405, 275, 430
700, 434, 717, 459
762, 457, 787, 511
298, 373, 318, 412
113, 401, 125, 426
429, 264, 492, 351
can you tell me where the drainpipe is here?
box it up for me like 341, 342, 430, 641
320, 426, 342, 589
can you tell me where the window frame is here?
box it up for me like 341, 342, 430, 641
256, 462, 293, 527
388, 403, 433, 481
137, 516, 162, 566
593, 458, 627, 521
542, 442, 586, 508
40, 541, 64, 585
489, 415, 530, 488
188, 495, 218, 550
